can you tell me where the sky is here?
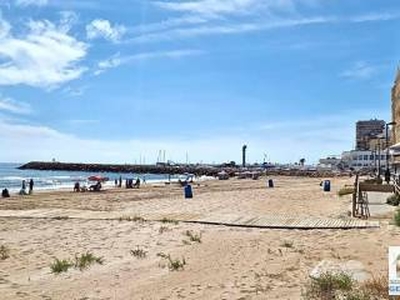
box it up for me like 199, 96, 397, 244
0, 0, 398, 164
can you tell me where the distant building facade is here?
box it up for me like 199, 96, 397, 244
391, 68, 400, 168
341, 150, 387, 170
355, 119, 385, 151
318, 156, 342, 170
392, 69, 400, 145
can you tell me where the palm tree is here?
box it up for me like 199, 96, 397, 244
299, 158, 306, 166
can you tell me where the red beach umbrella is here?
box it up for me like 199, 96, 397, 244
88, 175, 109, 182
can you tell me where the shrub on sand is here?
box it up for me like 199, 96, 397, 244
387, 194, 400, 206
394, 210, 400, 227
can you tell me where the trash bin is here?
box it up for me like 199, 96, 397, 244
268, 179, 274, 188
323, 180, 331, 192
184, 184, 193, 198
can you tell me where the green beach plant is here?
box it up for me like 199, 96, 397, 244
50, 252, 104, 274
302, 271, 354, 300
161, 218, 179, 225
159, 226, 170, 234
394, 210, 400, 227
0, 245, 10, 260
338, 187, 355, 197
387, 194, 400, 206
50, 258, 74, 274
130, 247, 147, 258
281, 240, 294, 248
119, 215, 146, 222
185, 230, 202, 243
74, 252, 104, 271
157, 252, 186, 271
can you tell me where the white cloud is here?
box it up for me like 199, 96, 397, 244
350, 12, 400, 23
94, 49, 205, 75
151, 0, 313, 18
153, 0, 259, 17
130, 17, 330, 43
340, 61, 377, 80
128, 0, 400, 44
0, 16, 88, 88
15, 0, 48, 6
132, 15, 208, 34
0, 96, 31, 114
86, 19, 126, 43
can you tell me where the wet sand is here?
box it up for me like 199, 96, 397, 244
0, 176, 397, 299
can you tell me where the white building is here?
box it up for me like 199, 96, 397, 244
317, 155, 342, 171
341, 150, 388, 170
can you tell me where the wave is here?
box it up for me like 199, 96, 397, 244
1, 176, 26, 181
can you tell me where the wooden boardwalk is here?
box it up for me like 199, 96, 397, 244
149, 213, 380, 230
0, 209, 380, 230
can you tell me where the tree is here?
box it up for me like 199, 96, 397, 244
299, 158, 306, 166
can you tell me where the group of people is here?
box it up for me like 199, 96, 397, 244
2, 179, 34, 198
113, 176, 144, 189
125, 178, 141, 189
19, 179, 34, 195
19, 179, 35, 195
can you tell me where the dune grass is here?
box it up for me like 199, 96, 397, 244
50, 251, 104, 274
303, 272, 394, 300
0, 245, 10, 260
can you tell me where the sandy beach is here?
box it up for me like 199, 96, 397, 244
0, 176, 397, 299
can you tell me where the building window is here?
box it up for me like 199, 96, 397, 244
364, 155, 369, 160
359, 155, 363, 160
370, 155, 374, 160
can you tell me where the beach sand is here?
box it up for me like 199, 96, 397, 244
0, 176, 397, 299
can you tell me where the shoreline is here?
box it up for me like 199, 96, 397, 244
4, 175, 216, 195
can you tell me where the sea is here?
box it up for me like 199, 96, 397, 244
0, 162, 181, 193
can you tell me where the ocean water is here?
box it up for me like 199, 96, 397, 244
0, 162, 178, 193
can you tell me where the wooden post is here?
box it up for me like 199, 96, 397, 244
352, 174, 359, 217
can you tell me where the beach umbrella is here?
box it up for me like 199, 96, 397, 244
88, 175, 109, 182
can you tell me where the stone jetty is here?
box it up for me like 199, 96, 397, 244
18, 161, 226, 176
18, 161, 348, 178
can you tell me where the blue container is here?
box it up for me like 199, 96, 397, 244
184, 185, 193, 198
323, 180, 331, 192
268, 179, 274, 188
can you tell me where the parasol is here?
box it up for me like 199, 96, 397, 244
88, 175, 109, 182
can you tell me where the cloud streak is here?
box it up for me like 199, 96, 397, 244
0, 97, 31, 114
340, 61, 377, 80
15, 0, 48, 7
94, 49, 205, 75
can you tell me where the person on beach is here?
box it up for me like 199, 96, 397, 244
22, 180, 26, 191
74, 182, 80, 192
134, 178, 140, 188
119, 176, 122, 188
114, 179, 118, 186
385, 169, 391, 184
2, 188, 10, 198
29, 179, 34, 194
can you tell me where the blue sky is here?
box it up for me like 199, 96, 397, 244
0, 0, 398, 164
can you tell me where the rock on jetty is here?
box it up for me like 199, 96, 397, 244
18, 161, 224, 177
18, 161, 349, 178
